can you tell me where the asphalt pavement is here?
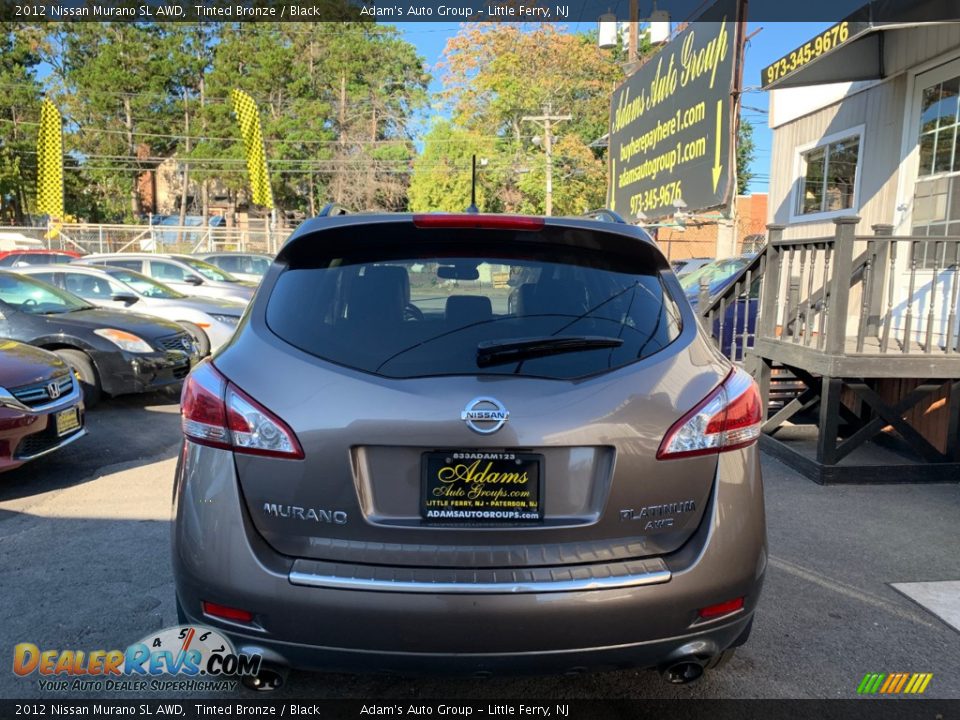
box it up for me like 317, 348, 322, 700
1, 392, 958, 699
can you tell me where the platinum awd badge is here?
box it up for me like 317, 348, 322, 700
620, 500, 696, 529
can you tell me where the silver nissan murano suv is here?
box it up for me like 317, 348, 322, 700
172, 212, 766, 688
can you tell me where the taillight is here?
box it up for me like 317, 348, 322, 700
656, 369, 762, 460
180, 361, 229, 450
181, 360, 304, 459
698, 597, 744, 619
202, 601, 254, 623
412, 214, 544, 231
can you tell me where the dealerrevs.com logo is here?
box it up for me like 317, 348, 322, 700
13, 626, 262, 692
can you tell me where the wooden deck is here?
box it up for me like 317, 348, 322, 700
754, 337, 960, 378
697, 219, 960, 479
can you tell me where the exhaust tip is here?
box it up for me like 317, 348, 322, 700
241, 666, 287, 692
662, 660, 705, 685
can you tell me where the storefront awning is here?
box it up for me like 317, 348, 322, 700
760, 0, 959, 90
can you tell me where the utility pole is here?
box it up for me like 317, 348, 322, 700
522, 107, 571, 216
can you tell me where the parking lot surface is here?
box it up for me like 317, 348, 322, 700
1, 392, 958, 699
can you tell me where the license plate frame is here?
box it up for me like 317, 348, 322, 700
54, 406, 82, 437
420, 450, 544, 523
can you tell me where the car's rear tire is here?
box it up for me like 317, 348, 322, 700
53, 349, 101, 408
178, 321, 210, 356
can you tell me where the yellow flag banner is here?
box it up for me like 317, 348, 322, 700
36, 99, 64, 232
231, 89, 274, 210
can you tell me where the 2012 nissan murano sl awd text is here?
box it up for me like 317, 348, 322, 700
172, 212, 766, 689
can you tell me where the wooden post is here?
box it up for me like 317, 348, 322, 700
868, 224, 893, 337
760, 224, 785, 340
817, 377, 844, 466
825, 217, 859, 356
757, 358, 772, 423
788, 275, 801, 342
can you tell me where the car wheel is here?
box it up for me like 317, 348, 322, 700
178, 321, 211, 356
53, 349, 102, 408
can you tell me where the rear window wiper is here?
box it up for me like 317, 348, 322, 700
476, 335, 624, 368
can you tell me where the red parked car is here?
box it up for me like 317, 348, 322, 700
0, 340, 85, 471
0, 249, 82, 268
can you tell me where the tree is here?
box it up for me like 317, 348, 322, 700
49, 23, 182, 220
0, 23, 44, 223
413, 24, 629, 216
516, 134, 607, 215
408, 120, 499, 213
736, 117, 755, 195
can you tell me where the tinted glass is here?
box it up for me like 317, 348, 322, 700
210, 256, 241, 272
0, 273, 92, 314
266, 243, 681, 380
0, 255, 21, 267
64, 272, 123, 300
679, 257, 751, 296
149, 260, 189, 282
178, 257, 237, 282
248, 257, 270, 274
41, 253, 75, 265
104, 268, 185, 298
100, 259, 144, 272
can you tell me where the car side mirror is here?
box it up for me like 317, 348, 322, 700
112, 293, 139, 305
185, 276, 203, 285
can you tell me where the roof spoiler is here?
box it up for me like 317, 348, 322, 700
317, 203, 352, 217
582, 209, 626, 224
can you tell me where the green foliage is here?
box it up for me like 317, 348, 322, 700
413, 24, 628, 216
737, 117, 756, 195
5, 22, 427, 221
0, 23, 43, 222
409, 120, 499, 213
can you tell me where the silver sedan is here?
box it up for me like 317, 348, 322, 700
16, 264, 244, 355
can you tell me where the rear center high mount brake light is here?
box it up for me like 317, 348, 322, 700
412, 214, 544, 231
657, 368, 762, 460
180, 360, 304, 459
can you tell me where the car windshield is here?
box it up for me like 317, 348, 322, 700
0, 272, 92, 314
178, 257, 239, 282
679, 257, 751, 297
266, 241, 682, 380
105, 268, 185, 299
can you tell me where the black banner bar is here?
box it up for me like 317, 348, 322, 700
1, 0, 960, 23
1, 699, 959, 720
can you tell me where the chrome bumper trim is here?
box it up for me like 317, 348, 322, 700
289, 564, 671, 594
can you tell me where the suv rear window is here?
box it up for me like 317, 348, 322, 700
266, 231, 681, 380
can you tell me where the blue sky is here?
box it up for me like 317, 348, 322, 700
398, 21, 833, 194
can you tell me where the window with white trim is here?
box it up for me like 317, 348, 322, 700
796, 134, 861, 216
911, 68, 960, 267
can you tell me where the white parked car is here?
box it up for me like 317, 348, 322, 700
16, 264, 244, 355
194, 252, 273, 283
75, 253, 256, 305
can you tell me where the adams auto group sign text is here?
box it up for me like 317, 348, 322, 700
608, 0, 738, 221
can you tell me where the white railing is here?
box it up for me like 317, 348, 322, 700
0, 223, 292, 255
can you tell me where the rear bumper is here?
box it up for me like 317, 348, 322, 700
172, 444, 766, 673
93, 349, 193, 396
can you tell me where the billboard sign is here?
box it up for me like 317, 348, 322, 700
608, 0, 739, 221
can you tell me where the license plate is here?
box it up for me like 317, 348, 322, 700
55, 407, 82, 437
421, 451, 543, 522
